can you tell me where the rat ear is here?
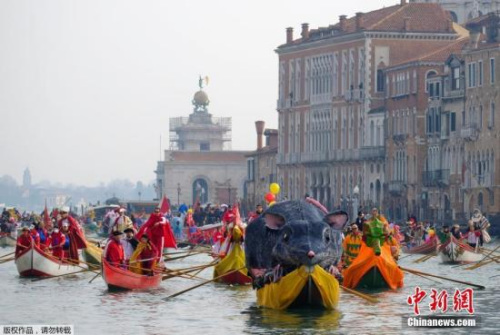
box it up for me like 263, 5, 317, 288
324, 210, 349, 230
264, 213, 286, 230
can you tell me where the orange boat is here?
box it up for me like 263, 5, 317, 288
102, 258, 162, 290
343, 242, 404, 290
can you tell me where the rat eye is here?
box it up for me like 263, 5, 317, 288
323, 228, 331, 243
283, 232, 290, 242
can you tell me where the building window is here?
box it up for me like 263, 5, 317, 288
468, 62, 476, 88
377, 69, 385, 92
247, 159, 255, 181
200, 142, 210, 151
479, 105, 483, 129
452, 67, 460, 90
479, 60, 483, 86
451, 112, 456, 132
490, 58, 495, 84
490, 101, 495, 128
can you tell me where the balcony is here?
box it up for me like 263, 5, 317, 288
460, 124, 479, 141
392, 134, 409, 142
336, 149, 360, 161
422, 169, 450, 187
360, 146, 385, 160
388, 181, 406, 195
443, 88, 465, 100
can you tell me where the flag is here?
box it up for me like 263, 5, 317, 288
204, 76, 209, 86
159, 195, 170, 215
43, 201, 51, 226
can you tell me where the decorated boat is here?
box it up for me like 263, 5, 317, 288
402, 236, 439, 255
0, 233, 16, 247
101, 258, 162, 290
213, 226, 251, 285
256, 265, 340, 310
15, 243, 83, 277
83, 243, 103, 266
439, 236, 483, 264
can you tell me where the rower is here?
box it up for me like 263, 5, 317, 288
48, 226, 66, 260
105, 231, 125, 268
464, 220, 481, 249
121, 228, 138, 263
130, 235, 158, 275
342, 224, 362, 268
437, 225, 450, 244
16, 227, 32, 256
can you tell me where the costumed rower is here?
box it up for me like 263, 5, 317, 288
130, 235, 158, 275
105, 231, 125, 268
58, 206, 87, 262
121, 228, 139, 263
137, 207, 177, 258
112, 208, 136, 234
342, 224, 362, 268
29, 224, 41, 248
15, 227, 33, 257
47, 226, 66, 260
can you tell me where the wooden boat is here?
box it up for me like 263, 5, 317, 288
439, 236, 483, 264
343, 242, 404, 290
15, 243, 83, 277
101, 258, 162, 290
0, 233, 16, 247
256, 265, 340, 310
402, 237, 438, 255
213, 242, 252, 285
83, 243, 103, 266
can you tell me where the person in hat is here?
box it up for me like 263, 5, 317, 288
137, 207, 177, 257
28, 224, 41, 248
463, 220, 481, 249
437, 225, 451, 244
247, 204, 263, 224
355, 211, 366, 232
121, 228, 139, 262
47, 225, 66, 260
112, 208, 135, 235
130, 234, 158, 275
58, 207, 87, 253
105, 231, 125, 268
15, 227, 33, 257
342, 224, 362, 268
450, 224, 462, 240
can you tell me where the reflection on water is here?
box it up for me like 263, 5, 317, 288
0, 242, 499, 335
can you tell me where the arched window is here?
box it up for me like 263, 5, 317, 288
449, 11, 458, 23
192, 178, 208, 205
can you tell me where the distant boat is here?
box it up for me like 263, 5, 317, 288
402, 237, 439, 255
0, 233, 16, 248
440, 236, 483, 263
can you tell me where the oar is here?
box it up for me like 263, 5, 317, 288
340, 285, 378, 303
0, 257, 15, 264
162, 261, 218, 281
465, 255, 500, 270
478, 249, 500, 264
164, 267, 245, 300
400, 266, 485, 290
402, 269, 442, 284
413, 253, 437, 264
88, 272, 101, 284
462, 244, 500, 269
398, 254, 413, 261
0, 251, 15, 259
164, 251, 209, 262
31, 269, 92, 282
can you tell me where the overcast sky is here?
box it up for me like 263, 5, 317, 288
0, 0, 397, 186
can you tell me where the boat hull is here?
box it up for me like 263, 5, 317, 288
402, 238, 438, 255
256, 265, 340, 310
439, 237, 483, 264
102, 259, 162, 290
15, 244, 83, 277
213, 242, 251, 285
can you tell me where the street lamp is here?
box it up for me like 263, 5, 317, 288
228, 181, 232, 205
177, 183, 181, 206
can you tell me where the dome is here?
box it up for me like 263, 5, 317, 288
193, 90, 209, 105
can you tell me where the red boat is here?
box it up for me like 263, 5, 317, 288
402, 237, 439, 254
101, 258, 162, 290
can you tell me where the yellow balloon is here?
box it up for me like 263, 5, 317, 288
268, 201, 276, 207
188, 208, 193, 214
269, 183, 280, 195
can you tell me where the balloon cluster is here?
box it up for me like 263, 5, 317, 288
265, 183, 280, 207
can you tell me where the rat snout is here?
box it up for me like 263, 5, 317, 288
307, 250, 315, 259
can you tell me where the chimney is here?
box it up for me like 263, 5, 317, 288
286, 27, 294, 44
401, 0, 407, 5
470, 30, 481, 49
339, 15, 347, 31
301, 23, 310, 39
355, 12, 364, 30
255, 121, 265, 150
403, 17, 410, 31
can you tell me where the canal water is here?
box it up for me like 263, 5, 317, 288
0, 242, 498, 335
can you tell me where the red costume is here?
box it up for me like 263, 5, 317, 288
47, 231, 66, 260
138, 242, 158, 271
105, 239, 125, 267
58, 215, 87, 261
222, 209, 235, 224
137, 213, 177, 256
30, 229, 40, 247
16, 233, 32, 256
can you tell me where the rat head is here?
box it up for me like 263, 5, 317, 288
270, 208, 348, 268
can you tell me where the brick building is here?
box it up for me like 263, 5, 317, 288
244, 121, 278, 212
276, 1, 463, 219
410, 0, 500, 24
